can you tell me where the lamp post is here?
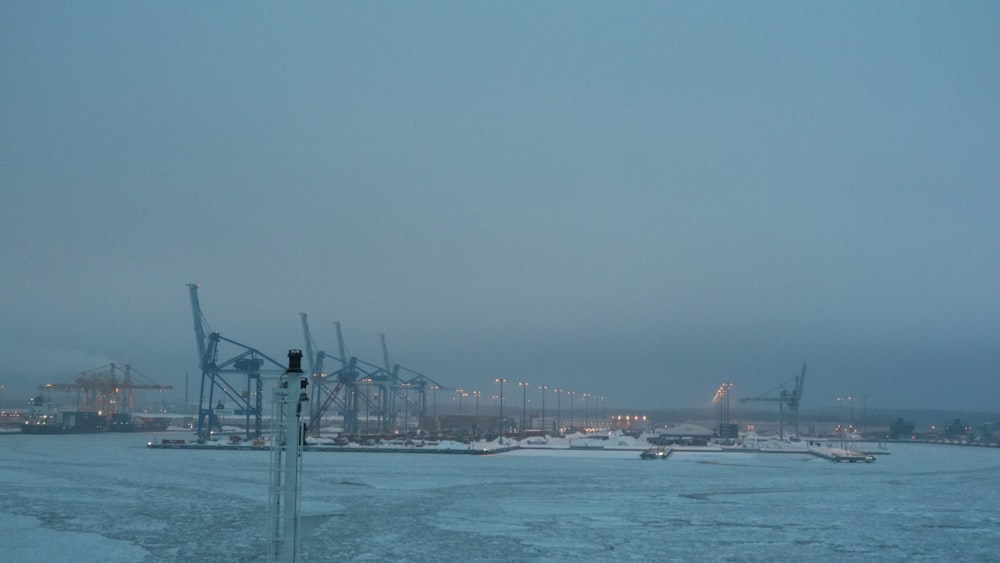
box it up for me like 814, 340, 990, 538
568, 391, 575, 432
495, 378, 507, 436
848, 395, 855, 432
553, 388, 562, 435
600, 395, 606, 429
362, 378, 372, 434
582, 393, 590, 429
518, 381, 529, 435
538, 385, 548, 435
430, 385, 439, 418
472, 390, 481, 416
456, 389, 465, 415
836, 396, 844, 433
402, 383, 411, 435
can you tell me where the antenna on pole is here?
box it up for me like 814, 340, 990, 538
268, 350, 308, 562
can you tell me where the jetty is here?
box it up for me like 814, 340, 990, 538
146, 437, 519, 455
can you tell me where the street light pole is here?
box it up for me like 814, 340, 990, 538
553, 388, 562, 435
538, 385, 548, 435
402, 383, 411, 435
518, 381, 529, 435
848, 395, 855, 432
568, 391, 575, 432
597, 395, 610, 432
836, 396, 844, 434
495, 378, 507, 436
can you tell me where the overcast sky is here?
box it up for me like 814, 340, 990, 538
2, 2, 998, 415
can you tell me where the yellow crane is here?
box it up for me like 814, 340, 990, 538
42, 363, 172, 415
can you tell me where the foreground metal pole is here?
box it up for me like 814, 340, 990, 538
268, 350, 308, 562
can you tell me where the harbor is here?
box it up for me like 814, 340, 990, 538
3, 432, 998, 562
142, 430, 894, 464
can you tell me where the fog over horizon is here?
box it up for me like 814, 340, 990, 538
2, 3, 998, 415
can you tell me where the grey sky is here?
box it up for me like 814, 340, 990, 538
2, 2, 998, 413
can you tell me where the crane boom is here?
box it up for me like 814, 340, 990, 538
300, 313, 316, 376
187, 283, 210, 372
380, 333, 392, 374
793, 362, 806, 408
334, 321, 348, 369
739, 362, 808, 439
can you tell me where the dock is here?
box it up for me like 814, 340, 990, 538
146, 438, 519, 455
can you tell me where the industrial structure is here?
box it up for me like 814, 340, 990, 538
299, 313, 445, 437
740, 362, 807, 439
36, 363, 173, 431
268, 350, 309, 562
713, 382, 737, 441
187, 284, 448, 441
188, 283, 286, 440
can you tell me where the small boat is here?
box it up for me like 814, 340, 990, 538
640, 447, 667, 460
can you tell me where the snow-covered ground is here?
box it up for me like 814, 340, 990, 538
2, 432, 999, 561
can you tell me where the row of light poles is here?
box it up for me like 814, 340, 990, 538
431, 379, 609, 437
836, 395, 868, 434
415, 379, 612, 437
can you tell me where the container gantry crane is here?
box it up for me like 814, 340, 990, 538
739, 362, 807, 439
300, 316, 362, 435
299, 323, 446, 437
378, 333, 445, 434
43, 363, 172, 419
188, 283, 285, 441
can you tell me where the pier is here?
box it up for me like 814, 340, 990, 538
146, 438, 520, 455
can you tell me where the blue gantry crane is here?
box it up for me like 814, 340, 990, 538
299, 316, 445, 437
188, 287, 451, 440
188, 284, 285, 441
739, 362, 807, 439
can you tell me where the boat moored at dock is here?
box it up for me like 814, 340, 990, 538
808, 445, 876, 463
640, 446, 670, 459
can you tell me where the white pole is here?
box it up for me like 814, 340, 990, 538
269, 350, 308, 563
268, 377, 287, 560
